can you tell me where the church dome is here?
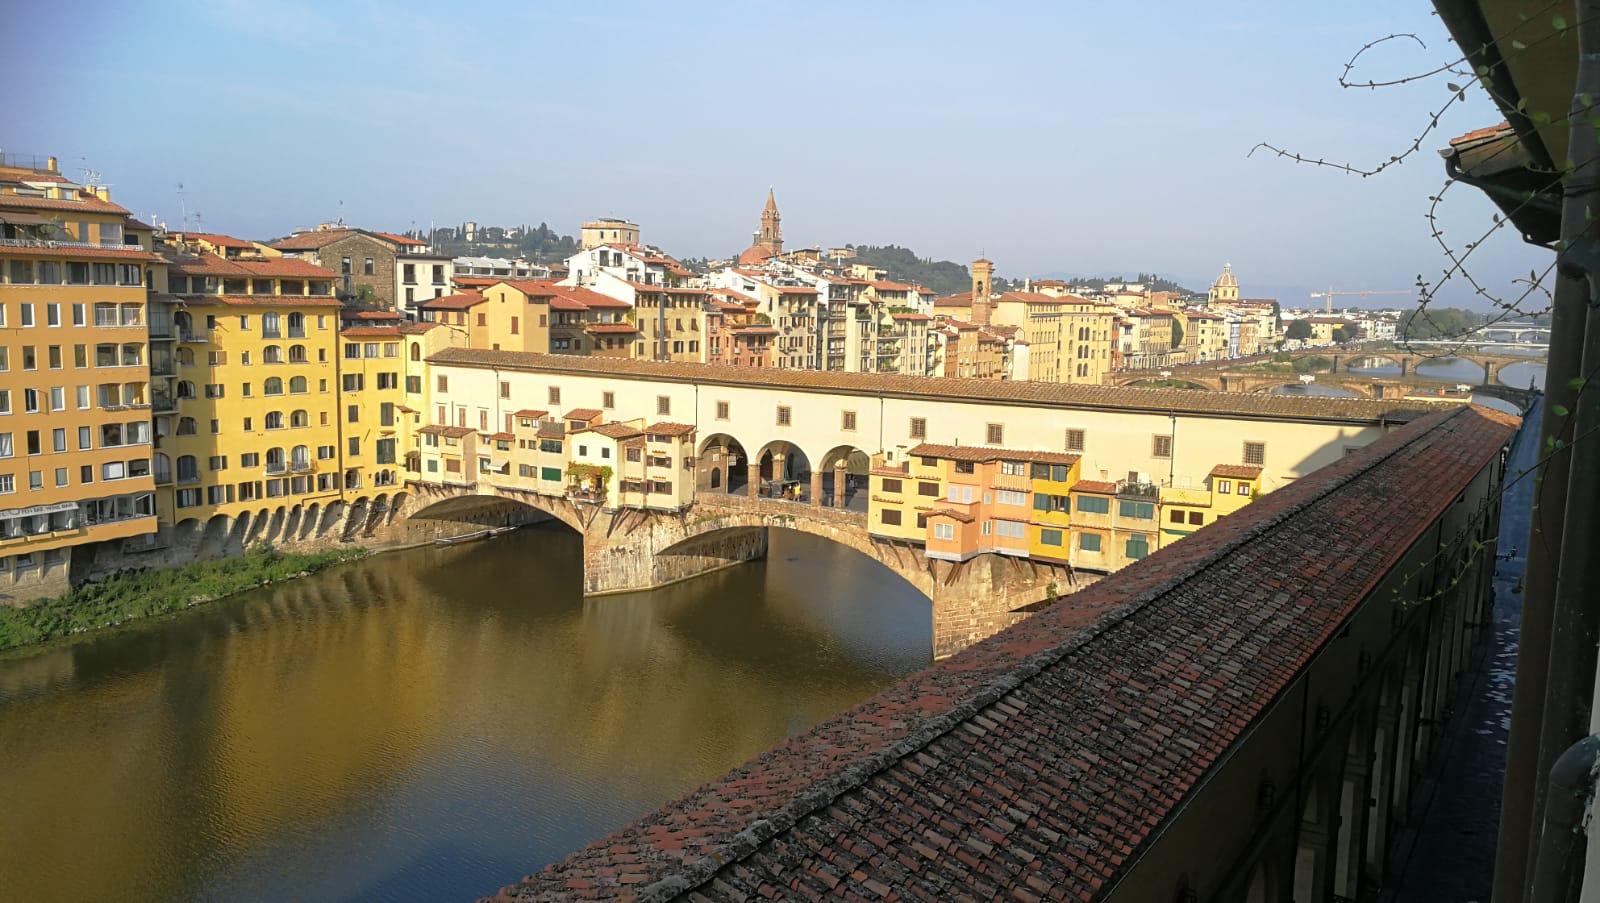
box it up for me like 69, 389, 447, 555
737, 244, 775, 266
1214, 263, 1237, 288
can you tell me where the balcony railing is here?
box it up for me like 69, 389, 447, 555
265, 463, 287, 475
1116, 480, 1161, 500
178, 330, 209, 343
152, 393, 176, 412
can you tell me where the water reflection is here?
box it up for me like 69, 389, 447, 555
0, 527, 930, 901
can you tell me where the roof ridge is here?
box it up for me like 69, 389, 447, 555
626, 405, 1481, 900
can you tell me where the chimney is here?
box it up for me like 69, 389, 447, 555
46, 156, 58, 173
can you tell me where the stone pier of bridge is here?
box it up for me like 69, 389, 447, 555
403, 481, 1083, 659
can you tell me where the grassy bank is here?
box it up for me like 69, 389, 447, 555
0, 547, 367, 653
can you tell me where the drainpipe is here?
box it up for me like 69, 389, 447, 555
1523, 7, 1600, 897
1528, 733, 1600, 903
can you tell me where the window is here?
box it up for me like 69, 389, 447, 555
363, 257, 375, 276
918, 481, 939, 497
776, 405, 791, 426
1217, 479, 1231, 494
933, 522, 955, 541
348, 437, 361, 457
1040, 528, 1063, 547
986, 423, 1003, 445
1152, 435, 1173, 458
1118, 500, 1154, 520
1125, 536, 1150, 560
716, 401, 729, 420
999, 460, 1026, 477
910, 417, 926, 439
1066, 428, 1085, 452
436, 374, 448, 392
1188, 511, 1204, 525
540, 466, 561, 481
1079, 532, 1102, 552
602, 391, 616, 409
1239, 483, 1252, 497
1243, 441, 1265, 466
548, 386, 560, 404
995, 520, 1027, 539
880, 509, 902, 526
946, 484, 975, 504
657, 395, 670, 415
1076, 495, 1110, 514
1169, 509, 1186, 524
342, 374, 363, 392
842, 410, 857, 431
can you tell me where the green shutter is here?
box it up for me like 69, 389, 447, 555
1034, 492, 1050, 511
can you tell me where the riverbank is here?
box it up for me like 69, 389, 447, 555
0, 547, 367, 654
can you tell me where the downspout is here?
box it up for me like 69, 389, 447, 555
1528, 734, 1600, 903
1526, 7, 1600, 898
1497, 5, 1600, 896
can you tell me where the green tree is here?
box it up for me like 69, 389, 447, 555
1332, 325, 1355, 344
1285, 319, 1313, 341
1397, 307, 1482, 341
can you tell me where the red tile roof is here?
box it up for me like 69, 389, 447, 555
513, 409, 549, 419
338, 326, 403, 338
645, 422, 696, 437
368, 230, 426, 247
1072, 479, 1117, 494
180, 294, 343, 308
426, 348, 1437, 425
418, 424, 475, 438
586, 422, 643, 440
166, 252, 335, 279
418, 292, 486, 311
584, 322, 638, 334
174, 231, 255, 249
908, 443, 1080, 466
564, 408, 603, 421
269, 229, 358, 251
1211, 464, 1264, 480
0, 243, 156, 261
487, 431, 515, 442
498, 404, 1519, 901
926, 507, 975, 523
0, 191, 129, 214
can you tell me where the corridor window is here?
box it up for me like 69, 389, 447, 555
657, 395, 670, 415
842, 411, 856, 431
986, 423, 1003, 445
716, 401, 729, 420
1152, 435, 1173, 458
1066, 428, 1085, 452
776, 405, 791, 426
1243, 441, 1266, 466
909, 417, 926, 439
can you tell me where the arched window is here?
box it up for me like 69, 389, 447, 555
266, 447, 285, 472
290, 445, 310, 469
287, 311, 305, 337
264, 411, 284, 430
410, 342, 421, 362
177, 417, 197, 435
264, 377, 284, 395
153, 453, 171, 483
262, 344, 283, 364
176, 455, 198, 483
289, 376, 307, 394
290, 409, 309, 428
176, 380, 196, 399
288, 344, 307, 363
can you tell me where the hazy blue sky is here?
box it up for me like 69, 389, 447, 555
1, 1, 1550, 308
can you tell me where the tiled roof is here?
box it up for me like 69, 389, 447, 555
645, 422, 696, 437
926, 507, 975, 523
513, 409, 549, 419
0, 192, 129, 214
585, 322, 638, 334
0, 243, 157, 261
1072, 479, 1117, 494
586, 422, 644, 440
165, 252, 335, 278
1211, 464, 1264, 480
426, 348, 1435, 426
269, 229, 357, 251
908, 443, 1080, 466
498, 404, 1518, 901
891, 312, 931, 321
418, 292, 486, 311
418, 424, 474, 438
564, 408, 603, 421
368, 230, 426, 247
338, 326, 403, 338
178, 294, 343, 308
174, 231, 255, 249
487, 431, 515, 442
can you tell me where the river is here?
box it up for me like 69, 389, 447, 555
0, 527, 931, 901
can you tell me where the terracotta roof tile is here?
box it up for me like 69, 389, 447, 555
179, 294, 343, 308
645, 422, 696, 437
1072, 479, 1117, 494
1211, 464, 1264, 480
563, 408, 603, 421
419, 424, 474, 438
0, 243, 157, 261
498, 404, 1518, 901
0, 192, 129, 214
427, 348, 1435, 426
418, 291, 486, 311
513, 409, 549, 419
927, 508, 975, 523
908, 443, 1079, 466
584, 322, 638, 334
586, 422, 643, 439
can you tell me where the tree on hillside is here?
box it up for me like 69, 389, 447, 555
1332, 325, 1356, 344
1285, 319, 1312, 341
1397, 306, 1482, 341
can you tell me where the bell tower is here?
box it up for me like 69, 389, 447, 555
755, 189, 782, 255
971, 257, 994, 325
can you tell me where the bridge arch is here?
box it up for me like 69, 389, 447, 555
408, 490, 583, 534
696, 432, 750, 495
817, 444, 871, 510
755, 440, 812, 501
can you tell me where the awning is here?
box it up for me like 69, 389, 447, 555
0, 211, 53, 226
0, 500, 80, 519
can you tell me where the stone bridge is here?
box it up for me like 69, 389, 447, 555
404, 481, 1082, 659
489, 403, 1523, 903
1113, 346, 1541, 396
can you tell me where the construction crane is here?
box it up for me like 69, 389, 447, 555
1309, 288, 1414, 314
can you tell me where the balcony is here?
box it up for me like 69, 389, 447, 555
290, 461, 314, 474
1115, 480, 1161, 500
179, 330, 209, 343
265, 463, 288, 475
147, 317, 175, 339
152, 392, 176, 413
150, 359, 176, 377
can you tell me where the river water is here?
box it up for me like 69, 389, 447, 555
1271, 354, 1546, 407
0, 527, 931, 901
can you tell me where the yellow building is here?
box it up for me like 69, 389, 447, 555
157, 253, 344, 523
1026, 456, 1082, 562
867, 450, 947, 542
633, 286, 707, 362
478, 281, 553, 353
337, 326, 407, 492
0, 158, 159, 593
1157, 464, 1261, 548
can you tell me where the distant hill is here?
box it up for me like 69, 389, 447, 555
415, 222, 579, 263
1041, 273, 1199, 296
844, 245, 980, 296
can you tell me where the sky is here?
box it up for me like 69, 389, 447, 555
0, 0, 1552, 310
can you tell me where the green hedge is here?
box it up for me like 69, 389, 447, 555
0, 547, 366, 653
